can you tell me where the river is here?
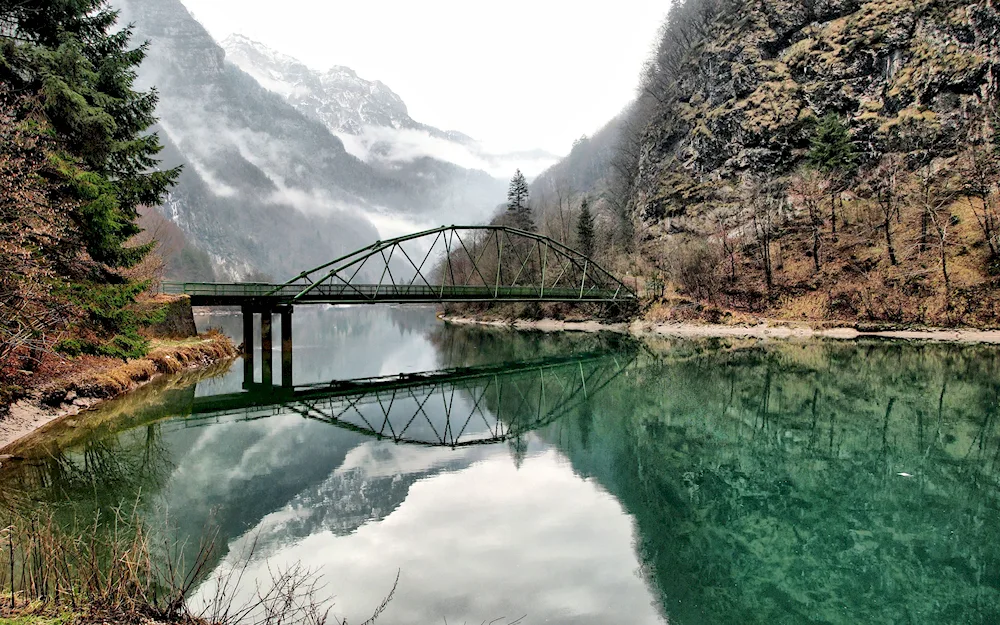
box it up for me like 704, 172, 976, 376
3, 306, 999, 624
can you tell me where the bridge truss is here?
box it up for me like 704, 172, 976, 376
163, 226, 637, 306
184, 352, 636, 447
275, 225, 636, 303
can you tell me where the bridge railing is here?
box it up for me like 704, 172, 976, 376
162, 281, 629, 301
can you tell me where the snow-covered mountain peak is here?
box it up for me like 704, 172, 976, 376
220, 34, 559, 177
221, 35, 413, 134
222, 34, 300, 68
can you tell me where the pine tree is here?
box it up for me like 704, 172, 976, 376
807, 114, 857, 234
576, 196, 595, 258
1, 0, 179, 268
808, 114, 857, 175
506, 169, 534, 231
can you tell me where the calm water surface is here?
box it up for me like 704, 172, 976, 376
3, 306, 1000, 624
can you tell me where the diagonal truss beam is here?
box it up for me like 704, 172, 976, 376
261, 226, 636, 304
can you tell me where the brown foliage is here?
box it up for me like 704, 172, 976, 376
0, 86, 93, 376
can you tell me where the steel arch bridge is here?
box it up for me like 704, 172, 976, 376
162, 225, 637, 306
181, 351, 636, 448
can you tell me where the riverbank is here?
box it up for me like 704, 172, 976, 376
440, 314, 1000, 344
0, 333, 237, 452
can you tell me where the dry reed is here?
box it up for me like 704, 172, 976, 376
0, 501, 396, 625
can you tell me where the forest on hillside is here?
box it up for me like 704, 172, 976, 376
522, 0, 1000, 327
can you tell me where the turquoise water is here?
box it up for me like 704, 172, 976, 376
3, 306, 999, 624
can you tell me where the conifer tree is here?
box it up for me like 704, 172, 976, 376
576, 196, 596, 258
1, 0, 179, 268
0, 0, 180, 363
506, 169, 534, 231
807, 114, 857, 234
808, 114, 857, 174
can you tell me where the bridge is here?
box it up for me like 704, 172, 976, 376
163, 226, 636, 306
161, 226, 639, 388
180, 350, 637, 448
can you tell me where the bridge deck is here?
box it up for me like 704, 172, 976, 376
189, 352, 620, 417
163, 282, 632, 306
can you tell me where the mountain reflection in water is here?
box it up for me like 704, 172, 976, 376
3, 306, 999, 624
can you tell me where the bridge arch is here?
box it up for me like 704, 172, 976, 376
270, 225, 637, 304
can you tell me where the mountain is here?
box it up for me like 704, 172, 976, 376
222, 34, 466, 141
221, 35, 559, 179
629, 0, 1000, 229
530, 0, 1000, 327
115, 0, 509, 280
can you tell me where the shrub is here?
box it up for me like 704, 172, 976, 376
664, 239, 723, 302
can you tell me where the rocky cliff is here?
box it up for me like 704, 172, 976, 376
634, 0, 1000, 231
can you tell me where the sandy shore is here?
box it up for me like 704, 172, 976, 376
442, 315, 1000, 344
0, 396, 103, 455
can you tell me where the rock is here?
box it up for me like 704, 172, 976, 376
64, 390, 78, 402
40, 387, 67, 406
632, 0, 1000, 230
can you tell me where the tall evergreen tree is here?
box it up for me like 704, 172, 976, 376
506, 168, 534, 231
808, 114, 857, 175
576, 195, 595, 258
1, 0, 179, 268
0, 1, 180, 364
807, 114, 857, 234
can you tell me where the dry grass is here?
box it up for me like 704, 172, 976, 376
0, 504, 206, 622
0, 501, 396, 625
43, 334, 237, 403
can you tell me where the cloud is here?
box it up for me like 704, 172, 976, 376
191, 449, 664, 625
338, 125, 559, 178
157, 119, 239, 198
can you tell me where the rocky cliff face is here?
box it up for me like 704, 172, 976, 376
633, 0, 1000, 232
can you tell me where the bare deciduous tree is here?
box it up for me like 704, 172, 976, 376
960, 145, 1000, 259
870, 154, 906, 266
789, 167, 828, 273
911, 163, 960, 306
745, 179, 788, 293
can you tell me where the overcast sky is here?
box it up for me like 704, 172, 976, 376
179, 0, 668, 156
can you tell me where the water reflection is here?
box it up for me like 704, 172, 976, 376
525, 338, 1000, 624
184, 351, 636, 448
2, 312, 1000, 624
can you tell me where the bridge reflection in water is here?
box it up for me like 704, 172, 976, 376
184, 351, 637, 448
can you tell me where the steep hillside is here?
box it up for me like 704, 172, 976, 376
116, 0, 506, 280
223, 35, 560, 179
529, 111, 635, 254
634, 0, 1000, 227
533, 0, 1000, 327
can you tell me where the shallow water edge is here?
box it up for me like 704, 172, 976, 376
442, 314, 1000, 343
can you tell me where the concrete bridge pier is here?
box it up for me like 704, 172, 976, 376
278, 306, 293, 388
242, 305, 254, 389
261, 310, 273, 386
